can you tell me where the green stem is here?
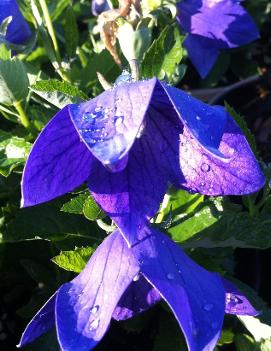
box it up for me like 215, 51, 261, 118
38, 0, 61, 62
155, 194, 170, 224
13, 101, 31, 129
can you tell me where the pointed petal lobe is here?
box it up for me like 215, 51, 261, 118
55, 230, 140, 351
132, 228, 225, 351
183, 34, 219, 78
18, 293, 56, 347
69, 78, 157, 169
179, 107, 265, 195
223, 279, 258, 316
22, 106, 94, 207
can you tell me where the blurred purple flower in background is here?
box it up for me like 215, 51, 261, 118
91, 0, 110, 16
21, 77, 264, 246
0, 0, 31, 44
18, 228, 257, 351
176, 0, 259, 78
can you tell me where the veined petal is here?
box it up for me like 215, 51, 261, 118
132, 228, 225, 351
0, 0, 32, 44
69, 78, 157, 170
21, 106, 94, 207
88, 82, 184, 246
113, 275, 161, 321
162, 83, 227, 151
18, 293, 56, 347
55, 230, 139, 351
179, 107, 265, 195
183, 34, 219, 78
177, 0, 259, 49
223, 279, 258, 316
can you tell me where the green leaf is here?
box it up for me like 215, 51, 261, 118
31, 79, 88, 108
225, 102, 259, 158
64, 6, 79, 58
51, 0, 71, 21
3, 200, 102, 249
52, 246, 95, 273
61, 193, 89, 214
0, 58, 29, 104
235, 334, 257, 351
83, 196, 105, 221
141, 25, 184, 83
167, 196, 271, 249
0, 130, 31, 176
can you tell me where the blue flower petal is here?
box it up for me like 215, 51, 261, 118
113, 275, 161, 321
179, 107, 265, 195
0, 0, 32, 44
69, 78, 157, 170
183, 34, 219, 78
21, 106, 94, 207
177, 0, 259, 49
55, 230, 139, 351
18, 292, 56, 347
133, 228, 225, 351
88, 82, 184, 246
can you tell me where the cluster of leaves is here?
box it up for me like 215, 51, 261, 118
0, 0, 271, 350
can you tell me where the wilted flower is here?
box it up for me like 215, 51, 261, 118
176, 0, 259, 78
18, 228, 257, 351
0, 0, 32, 45
21, 77, 264, 246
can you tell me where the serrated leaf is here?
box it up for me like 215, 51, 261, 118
61, 193, 89, 214
31, 79, 88, 108
83, 196, 105, 221
52, 246, 94, 273
225, 102, 259, 158
64, 6, 79, 58
0, 58, 29, 104
141, 25, 184, 83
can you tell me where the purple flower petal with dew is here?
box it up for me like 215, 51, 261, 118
21, 76, 265, 239
21, 77, 265, 246
176, 0, 259, 77
18, 228, 258, 351
0, 0, 32, 45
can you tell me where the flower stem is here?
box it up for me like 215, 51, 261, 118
129, 59, 140, 81
13, 101, 31, 129
38, 0, 61, 62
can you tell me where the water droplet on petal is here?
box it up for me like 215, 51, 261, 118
136, 123, 145, 139
201, 163, 210, 172
211, 322, 218, 330
133, 274, 140, 282
203, 303, 214, 311
192, 328, 199, 337
114, 115, 124, 127
95, 106, 102, 112
88, 319, 100, 331
167, 273, 174, 280
90, 305, 100, 315
196, 115, 201, 121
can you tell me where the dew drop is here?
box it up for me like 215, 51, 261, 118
167, 273, 174, 280
136, 123, 145, 139
201, 163, 210, 172
95, 106, 102, 113
88, 319, 100, 331
90, 305, 100, 315
133, 274, 140, 282
211, 322, 218, 330
203, 303, 214, 311
114, 115, 124, 127
192, 328, 199, 337
196, 115, 201, 121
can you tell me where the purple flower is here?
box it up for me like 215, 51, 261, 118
0, 0, 32, 45
176, 0, 259, 78
91, 0, 110, 16
21, 77, 264, 246
18, 228, 258, 351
